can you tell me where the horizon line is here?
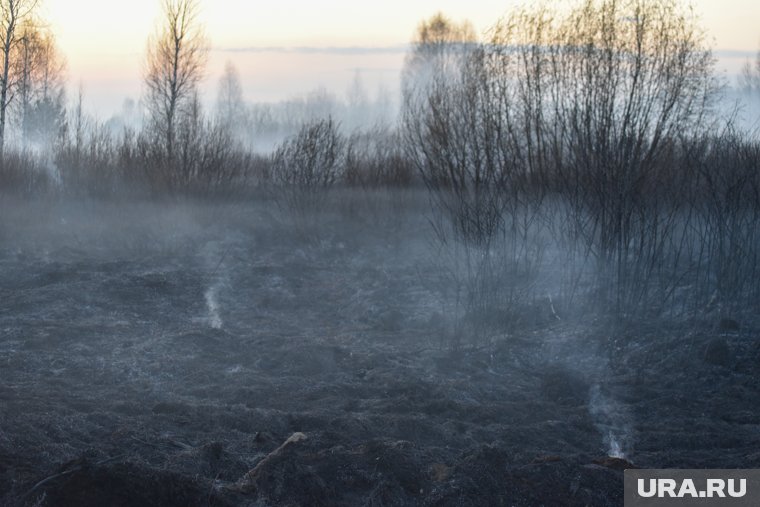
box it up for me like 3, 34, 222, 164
213, 44, 409, 56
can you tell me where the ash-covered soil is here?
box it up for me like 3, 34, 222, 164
1, 194, 759, 506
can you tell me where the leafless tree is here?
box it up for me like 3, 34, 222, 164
71, 82, 85, 164
15, 21, 66, 152
401, 13, 476, 123
216, 60, 244, 131
739, 48, 760, 94
739, 46, 760, 128
144, 0, 207, 164
345, 70, 370, 131
402, 13, 551, 344
403, 12, 476, 70
402, 13, 502, 243
0, 0, 38, 158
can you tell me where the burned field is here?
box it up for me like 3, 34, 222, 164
1, 195, 760, 506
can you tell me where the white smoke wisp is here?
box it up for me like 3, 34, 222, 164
607, 431, 624, 459
205, 285, 223, 329
589, 384, 633, 459
202, 241, 231, 330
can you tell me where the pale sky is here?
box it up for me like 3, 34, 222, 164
42, 0, 760, 116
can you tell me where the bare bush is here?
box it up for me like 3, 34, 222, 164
403, 14, 511, 245
0, 149, 50, 194
270, 117, 345, 216
54, 108, 256, 198
402, 1, 727, 345
344, 126, 413, 188
483, 0, 717, 315
684, 125, 760, 315
402, 12, 551, 344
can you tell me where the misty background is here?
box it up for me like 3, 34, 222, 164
21, 1, 760, 133
3, 0, 760, 505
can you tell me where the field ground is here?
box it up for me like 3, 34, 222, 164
1, 192, 759, 506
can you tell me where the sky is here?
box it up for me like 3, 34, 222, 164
43, 0, 760, 117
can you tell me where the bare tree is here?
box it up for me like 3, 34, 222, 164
216, 60, 244, 130
15, 21, 66, 152
401, 12, 476, 108
405, 12, 476, 64
739, 48, 760, 94
402, 13, 499, 243
345, 70, 369, 131
144, 0, 207, 164
0, 0, 38, 158
739, 47, 760, 127
70, 82, 85, 165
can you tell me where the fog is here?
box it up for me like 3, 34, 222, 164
3, 0, 760, 505
3, 187, 758, 505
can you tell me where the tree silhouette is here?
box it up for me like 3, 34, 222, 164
144, 0, 207, 165
0, 0, 39, 159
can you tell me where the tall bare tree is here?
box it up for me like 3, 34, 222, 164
216, 60, 244, 131
401, 12, 476, 102
16, 20, 66, 151
0, 0, 38, 158
144, 0, 207, 164
739, 48, 760, 94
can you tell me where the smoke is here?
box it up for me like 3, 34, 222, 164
203, 240, 231, 331
588, 384, 633, 459
606, 431, 624, 459
205, 284, 223, 329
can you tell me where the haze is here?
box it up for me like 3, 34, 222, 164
4, 0, 760, 504
44, 0, 760, 115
